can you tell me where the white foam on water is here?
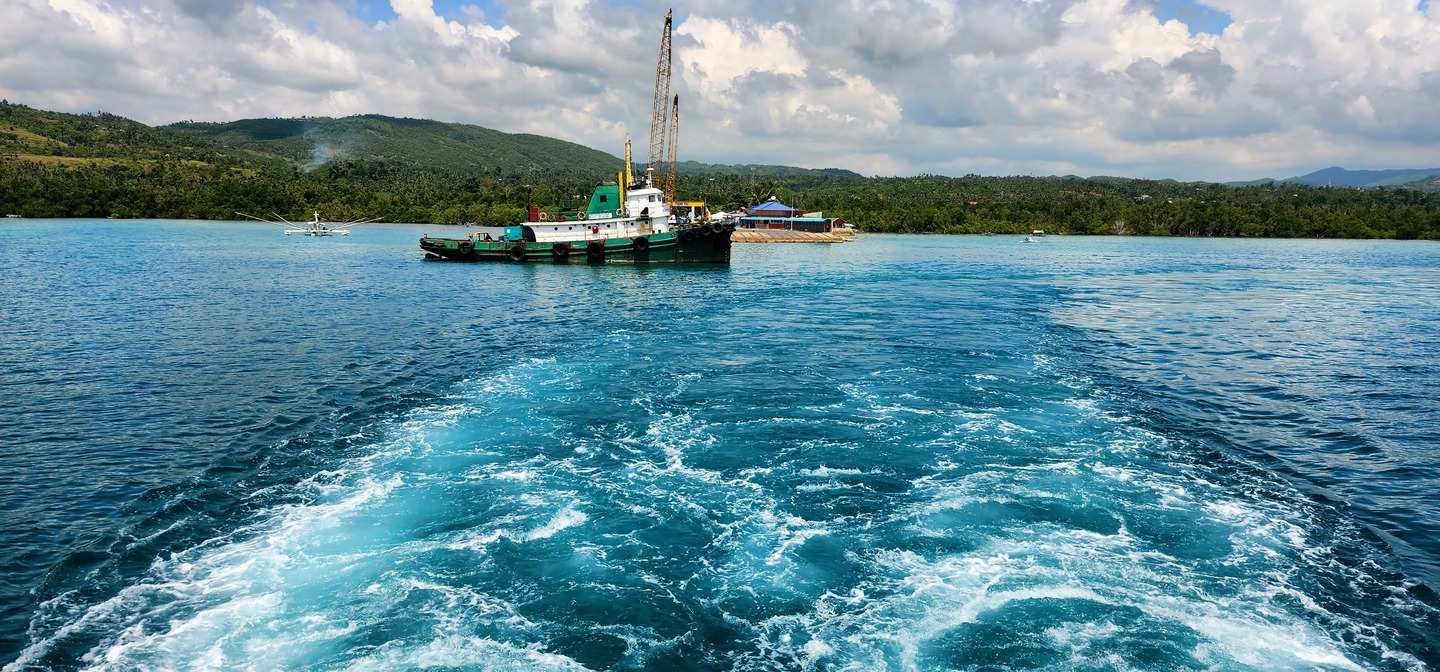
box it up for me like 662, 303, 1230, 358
766, 516, 832, 567
728, 402, 1401, 670
750, 527, 1369, 670
801, 466, 867, 478
336, 635, 593, 672
526, 508, 589, 541
15, 319, 1436, 670
9, 357, 624, 671
796, 481, 864, 493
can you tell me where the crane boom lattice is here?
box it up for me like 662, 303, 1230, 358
647, 9, 673, 182
664, 95, 679, 202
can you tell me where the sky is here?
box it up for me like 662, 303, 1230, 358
2, 0, 1438, 182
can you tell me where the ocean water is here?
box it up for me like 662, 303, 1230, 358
1, 220, 1437, 670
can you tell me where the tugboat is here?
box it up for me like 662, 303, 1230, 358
419, 141, 732, 264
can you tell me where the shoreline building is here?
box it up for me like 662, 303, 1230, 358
738, 200, 848, 234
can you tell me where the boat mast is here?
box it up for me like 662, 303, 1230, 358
619, 138, 632, 217
624, 137, 634, 190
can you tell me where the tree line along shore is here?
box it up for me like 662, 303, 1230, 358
3, 101, 1438, 239
5, 159, 1438, 240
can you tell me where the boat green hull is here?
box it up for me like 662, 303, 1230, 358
419, 224, 733, 264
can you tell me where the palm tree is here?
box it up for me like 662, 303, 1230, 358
746, 179, 778, 207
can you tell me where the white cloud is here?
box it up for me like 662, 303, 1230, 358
1, 0, 1437, 181
231, 7, 362, 90
675, 14, 901, 164
679, 16, 807, 106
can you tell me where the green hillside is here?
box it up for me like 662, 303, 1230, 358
673, 160, 865, 179
165, 115, 626, 180
1283, 166, 1440, 188
1227, 166, 1440, 190
3, 101, 1438, 238
166, 116, 863, 180
1392, 175, 1440, 192
0, 101, 238, 167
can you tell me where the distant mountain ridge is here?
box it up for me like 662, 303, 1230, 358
165, 115, 625, 178
673, 160, 864, 179
165, 115, 860, 180
5, 101, 1437, 191
1230, 166, 1440, 190
5, 100, 1438, 240
1, 100, 859, 182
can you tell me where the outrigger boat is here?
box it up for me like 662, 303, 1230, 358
238, 211, 379, 236
419, 141, 733, 264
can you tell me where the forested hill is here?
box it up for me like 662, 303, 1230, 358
165, 115, 624, 180
0, 101, 234, 165
672, 161, 864, 179
0, 100, 856, 180
2, 101, 1439, 238
1281, 166, 1440, 190
1229, 167, 1440, 190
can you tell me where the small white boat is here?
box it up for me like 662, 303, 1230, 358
1021, 235, 1038, 243
287, 212, 347, 236
238, 211, 378, 235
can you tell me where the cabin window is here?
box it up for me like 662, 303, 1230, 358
648, 195, 657, 202
599, 195, 608, 203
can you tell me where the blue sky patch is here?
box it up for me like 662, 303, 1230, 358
350, 0, 508, 27
1152, 0, 1232, 35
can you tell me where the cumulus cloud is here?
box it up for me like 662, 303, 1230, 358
0, 0, 1437, 181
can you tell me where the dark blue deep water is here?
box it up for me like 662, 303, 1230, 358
2, 220, 1438, 670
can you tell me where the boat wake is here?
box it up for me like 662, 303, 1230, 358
10, 327, 1436, 670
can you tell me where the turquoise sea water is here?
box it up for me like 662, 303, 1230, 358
1, 220, 1438, 670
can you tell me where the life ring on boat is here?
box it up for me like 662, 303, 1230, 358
632, 236, 649, 253
539, 212, 549, 222
586, 240, 606, 261
576, 211, 586, 220
507, 245, 526, 262
552, 242, 571, 260
680, 229, 697, 242
458, 240, 473, 253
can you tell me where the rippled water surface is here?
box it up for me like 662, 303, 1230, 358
2, 221, 1438, 670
